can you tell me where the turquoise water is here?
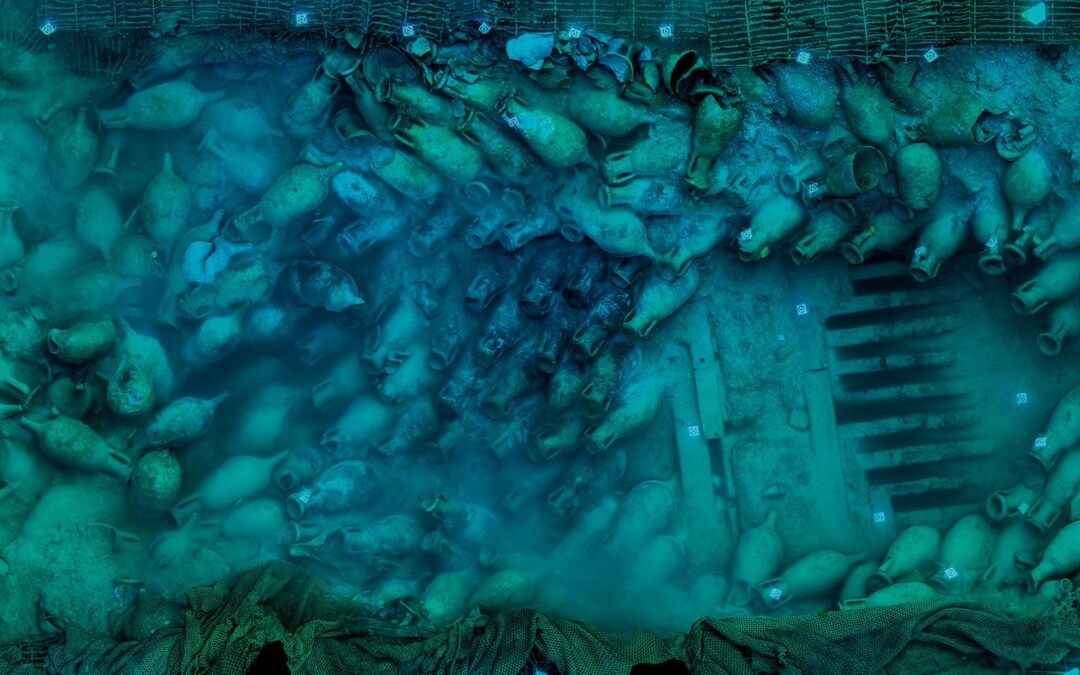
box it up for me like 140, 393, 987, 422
1, 14, 1079, 665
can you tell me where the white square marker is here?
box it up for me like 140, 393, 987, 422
1017, 392, 1028, 405
568, 26, 582, 39
796, 303, 808, 316
294, 11, 309, 25
739, 229, 753, 241
795, 50, 811, 64
687, 425, 700, 438
924, 47, 939, 63
873, 511, 886, 523
39, 20, 56, 35
402, 23, 416, 37
659, 23, 674, 38
478, 20, 491, 34
1034, 436, 1048, 448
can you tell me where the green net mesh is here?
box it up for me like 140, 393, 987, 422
3, 562, 1075, 674
28, 0, 1080, 67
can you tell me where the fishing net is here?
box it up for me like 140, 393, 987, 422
0, 561, 1075, 674
25, 0, 1080, 67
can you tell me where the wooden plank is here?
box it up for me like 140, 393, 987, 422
854, 439, 999, 471
672, 378, 727, 575
687, 307, 724, 440
799, 317, 854, 548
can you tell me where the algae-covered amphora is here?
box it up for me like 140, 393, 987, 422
422, 567, 482, 625
130, 449, 181, 518
546, 356, 587, 410
926, 514, 993, 591
624, 267, 700, 338
141, 153, 192, 250
838, 581, 939, 610
775, 64, 837, 129
789, 211, 856, 265
600, 119, 691, 185
894, 142, 942, 212
910, 204, 971, 283
272, 444, 333, 493
970, 188, 1011, 275
200, 97, 283, 143
738, 195, 806, 262
20, 414, 131, 481
474, 296, 529, 367
601, 479, 678, 556
106, 358, 156, 418
234, 162, 343, 244
170, 452, 285, 524
359, 137, 443, 202
868, 524, 940, 591
500, 95, 587, 168
148, 514, 202, 568
547, 448, 628, 519
919, 96, 997, 146
286, 260, 365, 313
584, 376, 665, 452
289, 460, 382, 518
144, 392, 228, 448
658, 210, 730, 277
423, 494, 501, 548
1026, 450, 1080, 533
758, 549, 866, 608
535, 307, 582, 373
838, 562, 878, 602
391, 116, 484, 184
47, 107, 98, 189
1034, 210, 1080, 262
0, 199, 24, 270
1011, 251, 1080, 316
685, 95, 743, 191
376, 78, 456, 124
599, 177, 692, 216
563, 250, 609, 308
373, 399, 439, 459
820, 146, 887, 198
74, 186, 125, 261
98, 80, 225, 130
1028, 520, 1080, 592
838, 67, 894, 149
985, 482, 1038, 522
111, 234, 165, 278
564, 76, 655, 138
360, 298, 426, 375
181, 313, 242, 367
457, 110, 542, 185
581, 345, 627, 417
518, 244, 568, 318
727, 511, 784, 606
216, 498, 292, 547
1038, 299, 1080, 356
623, 535, 687, 589
840, 211, 920, 265
569, 289, 633, 360
555, 176, 658, 260
979, 517, 1042, 588
1003, 151, 1051, 232
197, 128, 277, 195
321, 395, 393, 459
1004, 206, 1054, 268
1030, 385, 1080, 471
283, 64, 341, 139
47, 316, 118, 365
